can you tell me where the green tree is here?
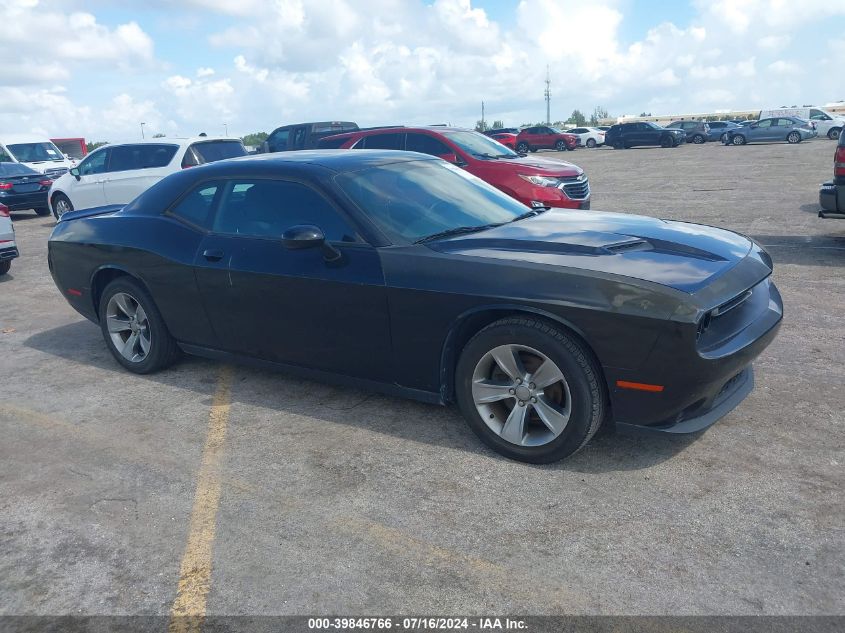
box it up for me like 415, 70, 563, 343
639, 111, 652, 117
475, 120, 489, 132
86, 141, 108, 153
492, 119, 504, 130
152, 133, 166, 138
241, 132, 268, 147
589, 106, 609, 125
569, 109, 587, 126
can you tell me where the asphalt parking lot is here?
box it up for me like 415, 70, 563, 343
1, 140, 843, 618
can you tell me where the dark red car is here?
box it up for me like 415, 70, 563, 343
318, 126, 590, 210
516, 126, 578, 153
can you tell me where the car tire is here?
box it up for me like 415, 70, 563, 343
787, 131, 801, 144
34, 206, 51, 216
516, 142, 529, 154
660, 135, 673, 148
555, 140, 566, 151
828, 127, 841, 140
732, 134, 746, 146
99, 277, 180, 375
586, 138, 596, 148
0, 260, 10, 276
52, 193, 73, 220
720, 132, 729, 144
692, 134, 705, 144
455, 317, 606, 464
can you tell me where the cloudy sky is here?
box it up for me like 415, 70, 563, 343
2, 0, 844, 142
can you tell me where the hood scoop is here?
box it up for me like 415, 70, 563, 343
604, 239, 652, 254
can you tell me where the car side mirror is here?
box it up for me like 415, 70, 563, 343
281, 224, 342, 262
69, 167, 80, 180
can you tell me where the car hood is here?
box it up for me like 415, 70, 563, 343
488, 155, 582, 177
426, 210, 758, 293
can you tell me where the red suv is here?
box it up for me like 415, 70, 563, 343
516, 126, 578, 153
318, 127, 590, 210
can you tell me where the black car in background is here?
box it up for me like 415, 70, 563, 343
819, 130, 845, 218
261, 121, 359, 152
605, 122, 685, 149
0, 162, 52, 216
48, 151, 782, 463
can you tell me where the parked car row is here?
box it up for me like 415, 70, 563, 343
722, 117, 816, 146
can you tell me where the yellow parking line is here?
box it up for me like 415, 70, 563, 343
168, 365, 233, 633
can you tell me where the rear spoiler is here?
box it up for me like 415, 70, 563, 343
58, 204, 124, 223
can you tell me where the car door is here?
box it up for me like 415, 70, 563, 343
193, 177, 392, 380
748, 118, 774, 141
104, 144, 178, 205
67, 148, 109, 209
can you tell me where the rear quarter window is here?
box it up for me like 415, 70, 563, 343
184, 141, 247, 167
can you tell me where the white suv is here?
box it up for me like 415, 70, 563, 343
48, 137, 247, 219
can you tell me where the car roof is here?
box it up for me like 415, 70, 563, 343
319, 125, 475, 143
222, 149, 439, 172
1, 135, 58, 145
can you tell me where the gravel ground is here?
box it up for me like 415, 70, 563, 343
0, 138, 842, 617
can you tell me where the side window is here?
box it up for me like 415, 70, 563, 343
292, 127, 307, 150
78, 149, 109, 175
212, 179, 358, 242
0, 147, 12, 162
810, 109, 831, 121
169, 182, 220, 229
268, 128, 289, 151
361, 133, 404, 150
405, 133, 452, 157
108, 145, 176, 172
757, 119, 773, 128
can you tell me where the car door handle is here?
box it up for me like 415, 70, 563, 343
203, 249, 225, 262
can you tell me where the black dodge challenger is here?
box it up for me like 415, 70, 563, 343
48, 151, 782, 463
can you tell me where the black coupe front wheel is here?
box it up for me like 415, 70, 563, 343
455, 317, 605, 463
99, 277, 180, 374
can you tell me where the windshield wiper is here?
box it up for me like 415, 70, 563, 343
471, 152, 500, 160
414, 223, 502, 244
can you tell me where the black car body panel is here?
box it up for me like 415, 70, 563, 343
49, 151, 782, 433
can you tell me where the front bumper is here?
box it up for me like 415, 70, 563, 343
607, 276, 782, 433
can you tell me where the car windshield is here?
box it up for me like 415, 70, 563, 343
0, 162, 39, 176
335, 159, 531, 244
6, 142, 65, 163
645, 122, 662, 129
441, 130, 517, 159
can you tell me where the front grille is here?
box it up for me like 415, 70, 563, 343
559, 176, 590, 200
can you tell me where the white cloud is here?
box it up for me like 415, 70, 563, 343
1, 0, 843, 139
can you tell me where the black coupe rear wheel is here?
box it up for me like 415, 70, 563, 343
660, 136, 673, 148
99, 277, 180, 374
456, 317, 605, 463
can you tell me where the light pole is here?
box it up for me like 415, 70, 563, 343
140, 122, 146, 139
223, 123, 228, 137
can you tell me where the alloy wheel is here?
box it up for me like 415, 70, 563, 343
787, 132, 801, 144
471, 344, 572, 447
54, 197, 71, 218
105, 292, 151, 363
